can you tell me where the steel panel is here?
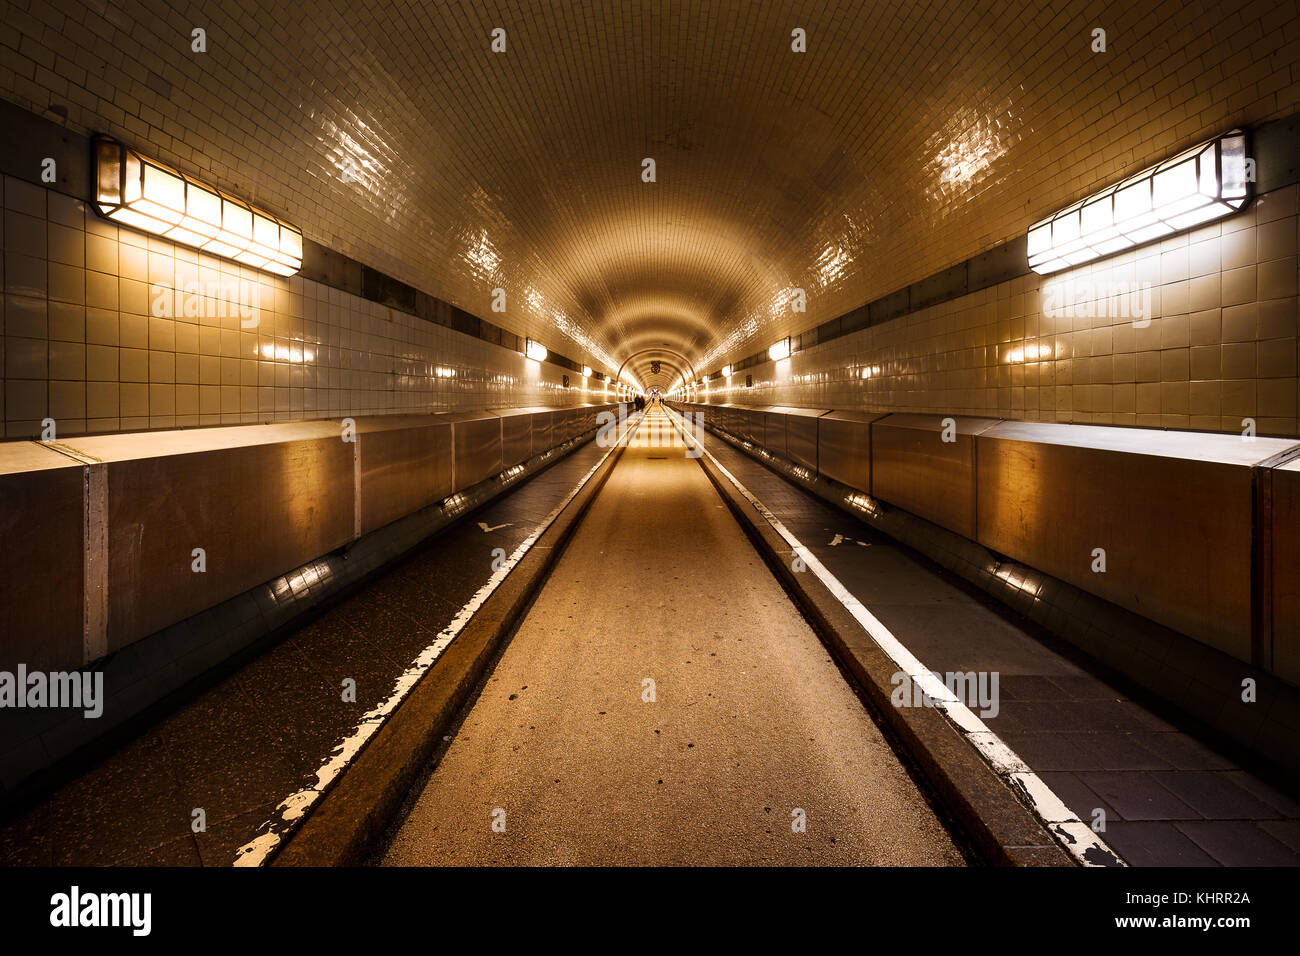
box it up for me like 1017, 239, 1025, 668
446, 413, 504, 488
1270, 457, 1300, 684
357, 415, 454, 535
870, 414, 1000, 539
571, 405, 596, 440
710, 404, 729, 436
748, 406, 774, 446
64, 422, 355, 652
726, 405, 744, 438
764, 410, 787, 459
765, 406, 828, 469
551, 408, 570, 444
718, 404, 737, 436
817, 410, 886, 492
0, 443, 85, 670
529, 409, 553, 450
716, 403, 739, 438
701, 403, 726, 435
732, 405, 772, 446
494, 408, 534, 467
976, 423, 1298, 663
555, 408, 572, 444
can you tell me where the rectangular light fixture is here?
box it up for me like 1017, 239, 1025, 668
93, 135, 303, 277
768, 337, 791, 361
1027, 130, 1250, 275
721, 364, 732, 377
525, 338, 547, 362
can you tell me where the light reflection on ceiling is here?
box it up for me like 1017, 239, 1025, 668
463, 231, 502, 280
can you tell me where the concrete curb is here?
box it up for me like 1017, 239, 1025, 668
269, 438, 629, 866
692, 448, 1074, 867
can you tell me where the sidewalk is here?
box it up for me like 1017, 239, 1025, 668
703, 435, 1300, 866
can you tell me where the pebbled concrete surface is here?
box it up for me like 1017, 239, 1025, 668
383, 408, 964, 865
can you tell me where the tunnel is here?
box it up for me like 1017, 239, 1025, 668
0, 0, 1298, 933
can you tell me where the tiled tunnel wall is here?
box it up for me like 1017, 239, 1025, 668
4, 1, 1299, 396
697, 183, 1300, 437
0, 175, 614, 438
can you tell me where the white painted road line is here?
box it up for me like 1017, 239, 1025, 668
233, 413, 643, 867
665, 407, 1124, 867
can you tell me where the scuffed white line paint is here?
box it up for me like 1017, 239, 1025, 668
233, 414, 642, 867
665, 408, 1124, 868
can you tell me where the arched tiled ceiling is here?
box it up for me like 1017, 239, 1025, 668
22, 0, 1295, 386
634, 357, 690, 392
614, 346, 698, 392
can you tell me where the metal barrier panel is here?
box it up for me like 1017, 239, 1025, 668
60, 423, 355, 651
358, 416, 455, 536
1271, 457, 1300, 683
870, 414, 998, 540
0, 443, 86, 670
976, 422, 1297, 664
817, 410, 884, 493
448, 413, 505, 489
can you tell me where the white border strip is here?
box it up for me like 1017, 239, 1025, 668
233, 412, 642, 866
666, 408, 1124, 867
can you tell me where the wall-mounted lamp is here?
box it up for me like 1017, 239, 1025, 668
93, 135, 302, 276
721, 364, 732, 377
768, 337, 791, 361
1027, 130, 1251, 275
525, 338, 547, 362
582, 365, 592, 378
